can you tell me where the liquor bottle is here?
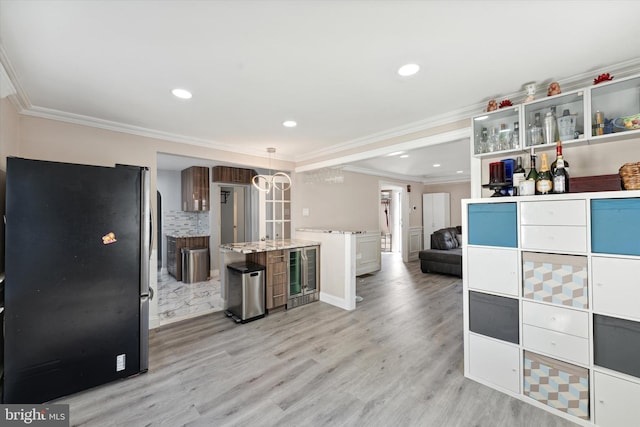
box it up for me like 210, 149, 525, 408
520, 149, 537, 196
550, 140, 570, 175
536, 153, 553, 194
512, 156, 525, 196
512, 121, 520, 149
552, 144, 570, 194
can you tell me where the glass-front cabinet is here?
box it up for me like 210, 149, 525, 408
472, 106, 521, 155
522, 88, 586, 147
287, 246, 319, 308
589, 74, 640, 141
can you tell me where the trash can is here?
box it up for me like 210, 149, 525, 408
181, 247, 209, 283
225, 262, 265, 323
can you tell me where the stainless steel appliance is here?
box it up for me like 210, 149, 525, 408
3, 157, 150, 403
288, 246, 319, 309
225, 262, 265, 323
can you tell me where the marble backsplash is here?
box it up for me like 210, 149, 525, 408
164, 210, 210, 237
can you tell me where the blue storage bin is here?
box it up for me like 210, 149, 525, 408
468, 203, 517, 247
591, 198, 640, 256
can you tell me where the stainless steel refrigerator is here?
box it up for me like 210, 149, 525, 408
3, 157, 150, 403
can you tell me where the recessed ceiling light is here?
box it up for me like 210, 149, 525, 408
398, 63, 420, 77
172, 88, 192, 99
433, 163, 441, 168
457, 170, 464, 174
283, 120, 297, 128
400, 154, 409, 158
388, 151, 404, 156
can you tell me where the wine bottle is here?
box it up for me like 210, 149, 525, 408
550, 140, 570, 175
512, 156, 525, 196
520, 150, 538, 196
536, 153, 553, 195
552, 146, 570, 194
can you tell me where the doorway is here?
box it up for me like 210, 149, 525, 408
220, 185, 249, 244
379, 183, 408, 262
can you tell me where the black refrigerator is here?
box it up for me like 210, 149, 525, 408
3, 157, 150, 404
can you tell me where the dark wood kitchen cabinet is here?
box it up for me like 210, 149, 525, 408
247, 250, 287, 311
167, 236, 209, 281
212, 166, 257, 185
181, 166, 210, 211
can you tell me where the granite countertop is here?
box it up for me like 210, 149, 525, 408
165, 234, 210, 239
296, 228, 366, 234
220, 239, 319, 254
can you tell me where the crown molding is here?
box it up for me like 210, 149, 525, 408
341, 165, 425, 183
297, 58, 640, 164
20, 106, 295, 162
0, 43, 30, 110
295, 128, 470, 173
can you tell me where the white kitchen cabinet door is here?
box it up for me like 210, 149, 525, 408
594, 371, 640, 427
423, 193, 450, 249
592, 257, 640, 320
467, 246, 518, 296
468, 333, 520, 394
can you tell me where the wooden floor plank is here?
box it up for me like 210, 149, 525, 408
55, 253, 578, 427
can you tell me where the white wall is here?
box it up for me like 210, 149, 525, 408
293, 170, 424, 234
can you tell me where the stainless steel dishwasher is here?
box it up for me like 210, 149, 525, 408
225, 262, 265, 323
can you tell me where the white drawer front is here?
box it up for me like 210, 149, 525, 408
521, 225, 587, 253
522, 301, 588, 338
522, 324, 589, 365
469, 333, 520, 393
594, 371, 640, 427
467, 247, 519, 296
521, 200, 586, 226
592, 257, 640, 320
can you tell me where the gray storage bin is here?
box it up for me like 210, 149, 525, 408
469, 291, 519, 344
594, 314, 640, 378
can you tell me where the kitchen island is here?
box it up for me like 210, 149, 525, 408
220, 239, 320, 311
296, 229, 368, 311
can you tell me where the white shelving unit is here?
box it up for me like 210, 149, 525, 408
462, 191, 640, 427
470, 73, 640, 197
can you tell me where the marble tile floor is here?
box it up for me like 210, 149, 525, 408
157, 270, 223, 325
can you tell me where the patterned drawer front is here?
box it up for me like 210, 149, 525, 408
523, 252, 588, 308
524, 351, 589, 420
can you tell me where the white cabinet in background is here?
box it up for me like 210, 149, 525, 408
467, 246, 518, 296
423, 193, 450, 250
592, 257, 640, 320
594, 371, 640, 427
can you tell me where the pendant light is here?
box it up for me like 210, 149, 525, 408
252, 147, 292, 193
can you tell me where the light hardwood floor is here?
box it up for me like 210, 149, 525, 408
56, 253, 578, 427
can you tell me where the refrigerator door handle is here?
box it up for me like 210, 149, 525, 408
140, 168, 151, 296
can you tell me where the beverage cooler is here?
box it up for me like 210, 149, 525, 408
288, 246, 319, 309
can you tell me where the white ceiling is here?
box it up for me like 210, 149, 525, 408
2, 0, 640, 182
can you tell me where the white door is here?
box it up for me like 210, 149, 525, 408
258, 174, 291, 240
